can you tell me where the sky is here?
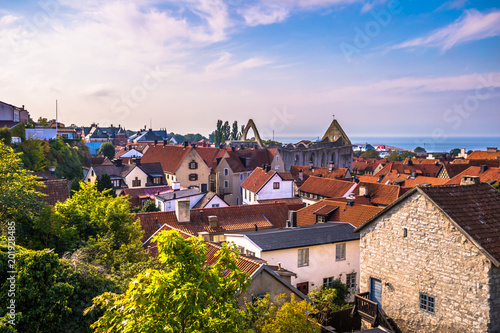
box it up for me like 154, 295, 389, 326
1, 0, 499, 141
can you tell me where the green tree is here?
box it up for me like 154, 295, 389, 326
95, 174, 116, 197
231, 121, 239, 141
450, 148, 461, 157
414, 146, 426, 153
0, 142, 44, 225
386, 150, 401, 161
360, 149, 380, 159
433, 153, 442, 158
246, 294, 320, 333
214, 120, 223, 146
400, 151, 417, 160
141, 200, 160, 212
17, 139, 47, 172
97, 142, 115, 161
0, 128, 12, 145
36, 117, 50, 127
10, 122, 25, 141
47, 138, 87, 180
223, 121, 231, 142
309, 280, 350, 325
88, 230, 250, 333
493, 183, 500, 192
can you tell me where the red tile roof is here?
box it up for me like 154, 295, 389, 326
298, 176, 356, 198
138, 202, 289, 242
120, 185, 173, 207
296, 198, 383, 227
257, 197, 305, 211
353, 182, 401, 206
37, 180, 71, 206
143, 224, 262, 275
222, 149, 276, 173
195, 147, 222, 170
375, 162, 442, 178
359, 172, 449, 188
446, 166, 500, 185
290, 165, 350, 180
241, 167, 291, 193
467, 149, 500, 160
141, 144, 192, 173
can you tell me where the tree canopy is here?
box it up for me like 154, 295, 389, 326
414, 146, 426, 153
88, 230, 251, 333
98, 142, 115, 161
359, 149, 380, 159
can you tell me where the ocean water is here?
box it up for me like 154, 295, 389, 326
275, 136, 500, 153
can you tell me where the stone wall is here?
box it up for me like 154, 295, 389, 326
488, 265, 500, 332
359, 192, 494, 332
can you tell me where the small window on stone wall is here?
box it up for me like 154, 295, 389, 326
403, 228, 408, 238
420, 293, 435, 314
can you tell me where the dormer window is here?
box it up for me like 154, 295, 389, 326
316, 215, 326, 223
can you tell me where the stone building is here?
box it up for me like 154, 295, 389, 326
354, 182, 500, 333
226, 118, 353, 172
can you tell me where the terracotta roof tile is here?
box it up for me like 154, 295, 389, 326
298, 176, 356, 198
359, 171, 449, 188
120, 186, 172, 207
223, 149, 275, 173
141, 144, 192, 173
241, 167, 276, 193
467, 149, 500, 160
37, 180, 71, 206
138, 202, 289, 242
446, 166, 500, 185
353, 182, 401, 206
290, 165, 351, 183
297, 198, 383, 227
195, 147, 222, 170
257, 197, 305, 211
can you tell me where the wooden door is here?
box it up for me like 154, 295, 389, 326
296, 282, 308, 295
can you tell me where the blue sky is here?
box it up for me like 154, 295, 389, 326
1, 0, 499, 140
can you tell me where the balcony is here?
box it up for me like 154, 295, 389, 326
351, 292, 397, 333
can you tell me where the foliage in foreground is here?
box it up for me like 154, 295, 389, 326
87, 230, 251, 333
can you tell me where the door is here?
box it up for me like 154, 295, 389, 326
296, 282, 309, 295
370, 278, 382, 307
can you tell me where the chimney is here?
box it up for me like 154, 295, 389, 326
299, 168, 303, 181
278, 262, 282, 270
183, 141, 189, 148
359, 186, 368, 196
208, 215, 218, 228
172, 182, 180, 191
49, 166, 56, 175
133, 157, 141, 166
191, 143, 197, 148
346, 194, 355, 207
163, 139, 168, 146
411, 171, 417, 179
460, 176, 480, 186
407, 159, 413, 166
198, 231, 210, 241
460, 148, 465, 156
175, 200, 191, 223
128, 145, 132, 150
288, 210, 297, 228
487, 147, 498, 153
113, 158, 123, 167
480, 165, 488, 174
266, 165, 271, 172
328, 161, 334, 172
154, 140, 158, 146
309, 160, 313, 170
231, 146, 236, 152
254, 224, 258, 232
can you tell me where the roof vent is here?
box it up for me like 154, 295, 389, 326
346, 194, 355, 207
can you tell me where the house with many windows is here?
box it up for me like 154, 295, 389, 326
225, 220, 360, 296
241, 165, 294, 205
354, 181, 500, 332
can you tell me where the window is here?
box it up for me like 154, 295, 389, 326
246, 250, 256, 257
323, 277, 334, 288
240, 173, 244, 181
212, 203, 219, 208
224, 168, 229, 176
247, 172, 251, 177
403, 228, 408, 238
132, 177, 141, 187
420, 293, 435, 314
189, 173, 198, 181
336, 243, 346, 261
91, 170, 95, 177
224, 180, 229, 188
298, 248, 309, 267
189, 161, 198, 169
316, 215, 326, 223
275, 165, 280, 171
244, 189, 247, 199
346, 273, 356, 290
153, 177, 161, 184
276, 155, 279, 161
237, 246, 245, 254
273, 182, 280, 189
112, 179, 120, 188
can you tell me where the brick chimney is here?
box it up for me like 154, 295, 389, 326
460, 176, 480, 185
175, 200, 190, 223
359, 185, 368, 196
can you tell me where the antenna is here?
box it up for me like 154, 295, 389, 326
150, 117, 152, 130
56, 100, 58, 135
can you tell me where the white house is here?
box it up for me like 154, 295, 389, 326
225, 221, 360, 296
154, 183, 228, 211
241, 165, 294, 205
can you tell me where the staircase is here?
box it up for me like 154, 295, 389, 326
351, 292, 400, 333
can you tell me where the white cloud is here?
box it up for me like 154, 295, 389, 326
239, 4, 289, 26
394, 9, 500, 51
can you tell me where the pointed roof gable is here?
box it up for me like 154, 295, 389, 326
355, 184, 500, 266
321, 119, 351, 145
141, 144, 193, 173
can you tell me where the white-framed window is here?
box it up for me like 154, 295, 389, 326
224, 168, 229, 176
336, 243, 346, 261
237, 246, 245, 254
246, 250, 256, 257
132, 177, 141, 187
212, 203, 219, 207
420, 293, 435, 314
224, 180, 229, 188
112, 179, 120, 187
346, 273, 356, 290
275, 165, 280, 170
298, 248, 309, 267
189, 161, 198, 169
317, 215, 326, 223
323, 277, 334, 288
273, 182, 280, 189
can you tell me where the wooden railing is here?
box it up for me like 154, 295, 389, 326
352, 292, 396, 333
